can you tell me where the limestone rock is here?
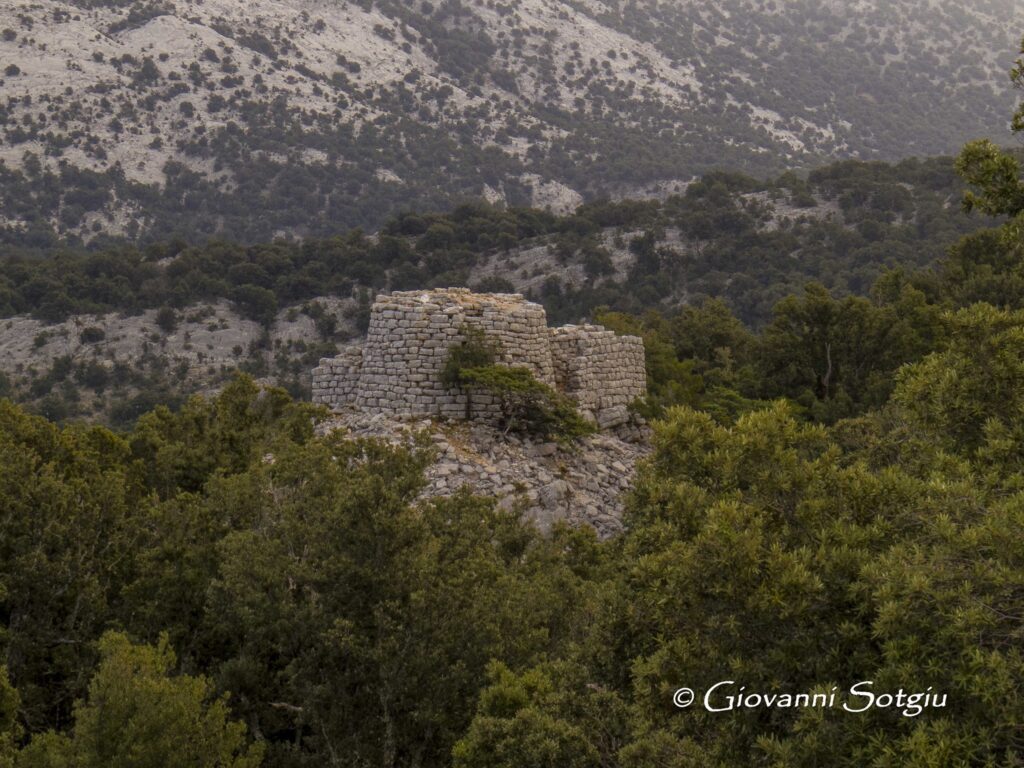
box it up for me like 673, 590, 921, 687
316, 410, 651, 539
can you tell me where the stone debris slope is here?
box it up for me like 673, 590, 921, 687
321, 410, 651, 538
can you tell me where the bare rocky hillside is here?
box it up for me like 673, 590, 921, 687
0, 0, 1018, 242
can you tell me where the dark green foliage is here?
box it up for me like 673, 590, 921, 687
453, 664, 600, 768
154, 306, 178, 334
0, 157, 992, 332
230, 284, 278, 326
16, 633, 263, 768
0, 667, 17, 766
300, 301, 339, 340
0, 374, 598, 767
957, 140, 1024, 218
458, 365, 595, 442
442, 328, 592, 440
441, 326, 498, 389
77, 327, 104, 345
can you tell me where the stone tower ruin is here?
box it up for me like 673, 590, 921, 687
312, 289, 646, 429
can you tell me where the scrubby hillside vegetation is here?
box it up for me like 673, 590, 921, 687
0, 154, 1002, 424
0, 0, 1017, 241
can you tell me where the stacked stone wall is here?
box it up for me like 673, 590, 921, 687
549, 325, 646, 428
352, 292, 461, 416
311, 289, 646, 429
311, 346, 363, 407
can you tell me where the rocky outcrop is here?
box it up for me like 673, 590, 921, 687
320, 410, 651, 538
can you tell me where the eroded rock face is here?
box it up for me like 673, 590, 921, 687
319, 411, 651, 539
312, 288, 646, 430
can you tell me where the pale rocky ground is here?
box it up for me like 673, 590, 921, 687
0, 0, 1015, 238
0, 296, 359, 404
318, 409, 652, 538
0, 0, 709, 235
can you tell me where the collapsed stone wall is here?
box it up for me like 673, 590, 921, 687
550, 325, 646, 428
312, 288, 645, 429
310, 346, 362, 408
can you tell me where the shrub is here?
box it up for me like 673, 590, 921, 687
442, 325, 592, 441
76, 360, 110, 392
458, 365, 594, 442
442, 326, 498, 389
155, 306, 178, 334
79, 326, 106, 344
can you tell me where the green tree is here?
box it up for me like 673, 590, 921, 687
893, 303, 1024, 459
584, 395, 1023, 765
202, 434, 591, 767
0, 668, 19, 768
954, 37, 1024, 250
17, 632, 262, 768
0, 404, 145, 730
759, 282, 939, 421
155, 306, 178, 334
453, 664, 600, 768
956, 138, 1024, 218
128, 375, 324, 497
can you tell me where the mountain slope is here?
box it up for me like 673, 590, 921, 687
0, 0, 1018, 242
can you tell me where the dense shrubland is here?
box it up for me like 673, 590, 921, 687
0, 156, 992, 329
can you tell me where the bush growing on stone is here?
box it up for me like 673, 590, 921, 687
458, 364, 595, 443
441, 326, 499, 390
440, 322, 593, 439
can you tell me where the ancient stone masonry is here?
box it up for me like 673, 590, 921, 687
312, 346, 363, 406
550, 325, 646, 429
312, 288, 646, 429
